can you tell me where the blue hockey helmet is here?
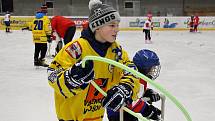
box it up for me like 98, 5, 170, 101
133, 49, 161, 80
35, 12, 45, 19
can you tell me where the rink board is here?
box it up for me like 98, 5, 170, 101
0, 16, 215, 30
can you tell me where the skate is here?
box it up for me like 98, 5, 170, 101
34, 59, 40, 69
6, 28, 12, 33
145, 40, 152, 44
38, 58, 49, 67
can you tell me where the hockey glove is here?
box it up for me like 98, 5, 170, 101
47, 35, 52, 43
143, 88, 160, 104
102, 83, 132, 112
64, 60, 94, 89
132, 99, 161, 120
142, 103, 161, 120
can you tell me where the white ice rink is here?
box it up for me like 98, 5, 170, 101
0, 30, 215, 121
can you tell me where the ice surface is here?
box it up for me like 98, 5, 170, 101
0, 30, 215, 121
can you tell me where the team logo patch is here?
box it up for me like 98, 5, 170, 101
66, 41, 82, 59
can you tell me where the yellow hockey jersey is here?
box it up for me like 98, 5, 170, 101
29, 14, 51, 43
48, 37, 140, 121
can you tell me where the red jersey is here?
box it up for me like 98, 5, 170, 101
140, 79, 147, 91
51, 16, 75, 38
194, 16, 199, 25
127, 78, 148, 113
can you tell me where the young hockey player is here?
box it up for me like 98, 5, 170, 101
51, 16, 76, 54
193, 15, 200, 32
29, 11, 51, 67
47, 0, 144, 120
107, 49, 161, 121
143, 16, 153, 44
4, 11, 11, 33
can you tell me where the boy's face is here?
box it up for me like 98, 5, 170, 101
95, 21, 120, 43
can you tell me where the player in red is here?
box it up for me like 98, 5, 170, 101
193, 15, 200, 32
51, 16, 76, 54
107, 49, 161, 121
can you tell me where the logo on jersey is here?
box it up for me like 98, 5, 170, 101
66, 41, 82, 59
123, 63, 139, 78
84, 78, 108, 114
112, 46, 122, 62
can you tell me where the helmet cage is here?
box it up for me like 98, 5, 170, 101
147, 65, 161, 80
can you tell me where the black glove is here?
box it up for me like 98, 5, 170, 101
141, 103, 161, 120
64, 60, 94, 89
102, 83, 132, 112
143, 88, 160, 104
47, 35, 52, 43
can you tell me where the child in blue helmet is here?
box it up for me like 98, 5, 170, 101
29, 10, 51, 67
107, 49, 161, 121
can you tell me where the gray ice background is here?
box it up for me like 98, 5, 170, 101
0, 30, 214, 121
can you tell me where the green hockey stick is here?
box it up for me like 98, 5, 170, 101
82, 56, 192, 121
